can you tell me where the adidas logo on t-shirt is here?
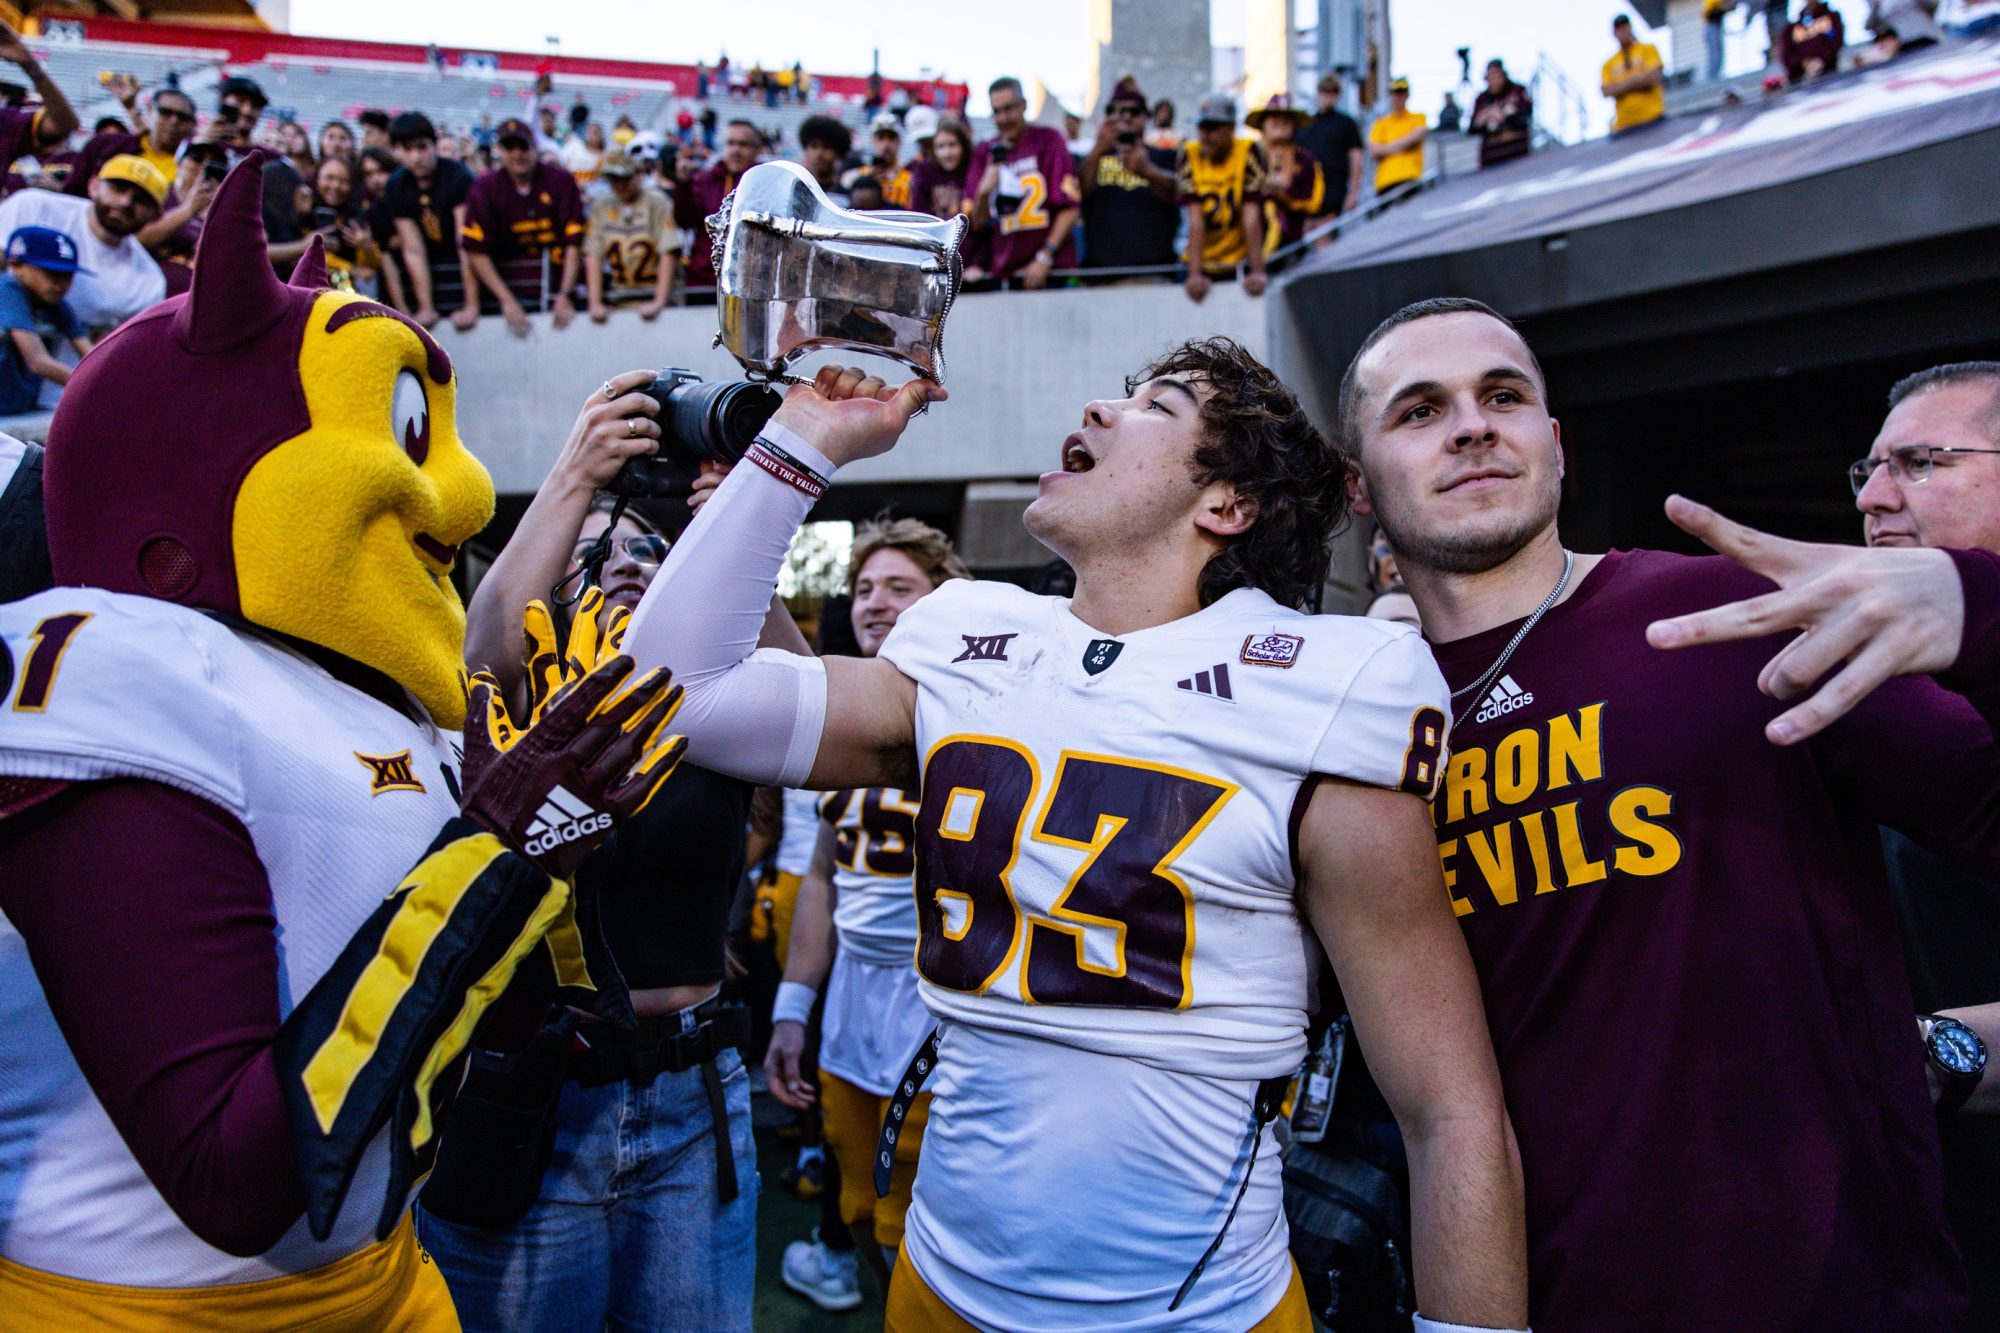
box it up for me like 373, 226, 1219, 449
1474, 674, 1534, 724
523, 785, 612, 856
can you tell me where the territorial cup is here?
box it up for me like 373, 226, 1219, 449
708, 160, 968, 384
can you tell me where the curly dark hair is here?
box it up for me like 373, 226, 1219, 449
1128, 336, 1344, 611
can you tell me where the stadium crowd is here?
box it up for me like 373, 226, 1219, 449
2, 13, 2000, 1333
0, 3, 1987, 400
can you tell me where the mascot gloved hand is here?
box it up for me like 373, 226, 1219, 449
0, 150, 694, 1326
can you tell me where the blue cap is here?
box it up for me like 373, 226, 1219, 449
7, 226, 85, 274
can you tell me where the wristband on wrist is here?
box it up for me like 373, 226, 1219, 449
1413, 1316, 1531, 1333
747, 420, 838, 500
1035, 246, 1056, 266
773, 980, 818, 1026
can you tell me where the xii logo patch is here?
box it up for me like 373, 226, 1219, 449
953, 632, 1019, 664
355, 749, 426, 796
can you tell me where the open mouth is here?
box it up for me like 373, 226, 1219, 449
1061, 432, 1095, 474
413, 532, 458, 570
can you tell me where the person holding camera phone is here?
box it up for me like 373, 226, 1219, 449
967, 76, 1078, 289
420, 368, 808, 1333
137, 141, 225, 295
1079, 82, 1179, 276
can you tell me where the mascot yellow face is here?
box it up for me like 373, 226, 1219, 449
42, 154, 493, 731
234, 294, 492, 728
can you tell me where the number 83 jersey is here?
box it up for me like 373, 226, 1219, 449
877, 580, 1449, 1082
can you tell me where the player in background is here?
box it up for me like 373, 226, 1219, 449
1340, 297, 2000, 1331
767, 519, 969, 1310
625, 338, 1527, 1331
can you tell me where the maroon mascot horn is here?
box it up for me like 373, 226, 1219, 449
45, 151, 330, 609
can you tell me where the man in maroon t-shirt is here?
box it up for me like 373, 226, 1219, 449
1337, 297, 1995, 1332
967, 76, 1078, 288
460, 117, 584, 336
673, 119, 762, 293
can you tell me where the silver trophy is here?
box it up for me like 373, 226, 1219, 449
708, 160, 967, 385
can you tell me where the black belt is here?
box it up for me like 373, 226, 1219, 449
567, 996, 752, 1202
875, 1027, 941, 1198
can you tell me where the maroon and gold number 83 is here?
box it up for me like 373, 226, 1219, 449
913, 736, 1236, 1011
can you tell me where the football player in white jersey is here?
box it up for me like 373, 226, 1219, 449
767, 518, 969, 1307
625, 337, 1528, 1332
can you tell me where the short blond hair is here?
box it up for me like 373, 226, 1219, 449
847, 516, 969, 595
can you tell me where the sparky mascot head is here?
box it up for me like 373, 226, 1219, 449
42, 153, 493, 728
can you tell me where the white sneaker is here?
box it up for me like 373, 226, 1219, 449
781, 1227, 863, 1312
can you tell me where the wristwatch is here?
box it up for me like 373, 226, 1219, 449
1034, 246, 1056, 267
1920, 1014, 1988, 1114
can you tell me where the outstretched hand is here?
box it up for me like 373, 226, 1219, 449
1645, 495, 1965, 745
460, 604, 687, 878
767, 362, 946, 468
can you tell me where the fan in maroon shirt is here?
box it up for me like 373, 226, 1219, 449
460, 117, 584, 334
967, 77, 1078, 286
1339, 297, 1994, 1332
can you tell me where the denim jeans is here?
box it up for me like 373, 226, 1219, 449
417, 1046, 758, 1332
1705, 16, 1727, 80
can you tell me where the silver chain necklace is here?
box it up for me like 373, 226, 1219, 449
1449, 548, 1575, 708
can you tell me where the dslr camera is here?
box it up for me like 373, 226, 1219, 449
607, 368, 782, 500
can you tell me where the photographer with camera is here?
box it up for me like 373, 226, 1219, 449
420, 368, 807, 1332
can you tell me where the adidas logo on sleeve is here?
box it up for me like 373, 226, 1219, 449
1473, 674, 1534, 724
522, 785, 612, 856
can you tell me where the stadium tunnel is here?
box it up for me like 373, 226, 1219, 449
1274, 35, 2000, 606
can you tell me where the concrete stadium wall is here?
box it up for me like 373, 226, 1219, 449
435, 282, 1271, 496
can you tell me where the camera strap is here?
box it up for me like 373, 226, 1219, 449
1170, 1073, 1293, 1311
553, 495, 633, 609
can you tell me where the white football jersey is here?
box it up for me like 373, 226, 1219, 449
880, 579, 1449, 1331
0, 589, 460, 1287
821, 785, 922, 966
877, 579, 1449, 1082
818, 785, 930, 1093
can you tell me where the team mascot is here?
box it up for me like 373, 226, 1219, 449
0, 153, 684, 1328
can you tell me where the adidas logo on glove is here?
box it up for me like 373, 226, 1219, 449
1474, 674, 1534, 725
523, 786, 613, 856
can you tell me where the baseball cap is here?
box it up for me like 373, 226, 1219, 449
903, 105, 940, 141
599, 148, 639, 177
494, 117, 534, 147
217, 75, 267, 109
870, 112, 901, 136
1389, 77, 1411, 95
1195, 93, 1237, 127
1317, 72, 1342, 94
1106, 84, 1148, 111
6, 226, 85, 275
98, 154, 169, 207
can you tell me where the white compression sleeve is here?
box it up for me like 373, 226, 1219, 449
1413, 1316, 1531, 1333
622, 421, 836, 787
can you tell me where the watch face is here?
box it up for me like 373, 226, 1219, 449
1933, 1023, 1987, 1076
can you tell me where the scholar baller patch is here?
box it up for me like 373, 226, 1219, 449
1240, 632, 1303, 668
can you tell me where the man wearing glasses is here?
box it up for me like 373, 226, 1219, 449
1854, 362, 2000, 1326
66, 83, 193, 199
460, 116, 586, 336
1079, 83, 1178, 277
675, 120, 764, 294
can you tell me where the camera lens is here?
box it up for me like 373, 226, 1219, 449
665, 379, 780, 464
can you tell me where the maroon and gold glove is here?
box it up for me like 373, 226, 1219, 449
460, 650, 686, 879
